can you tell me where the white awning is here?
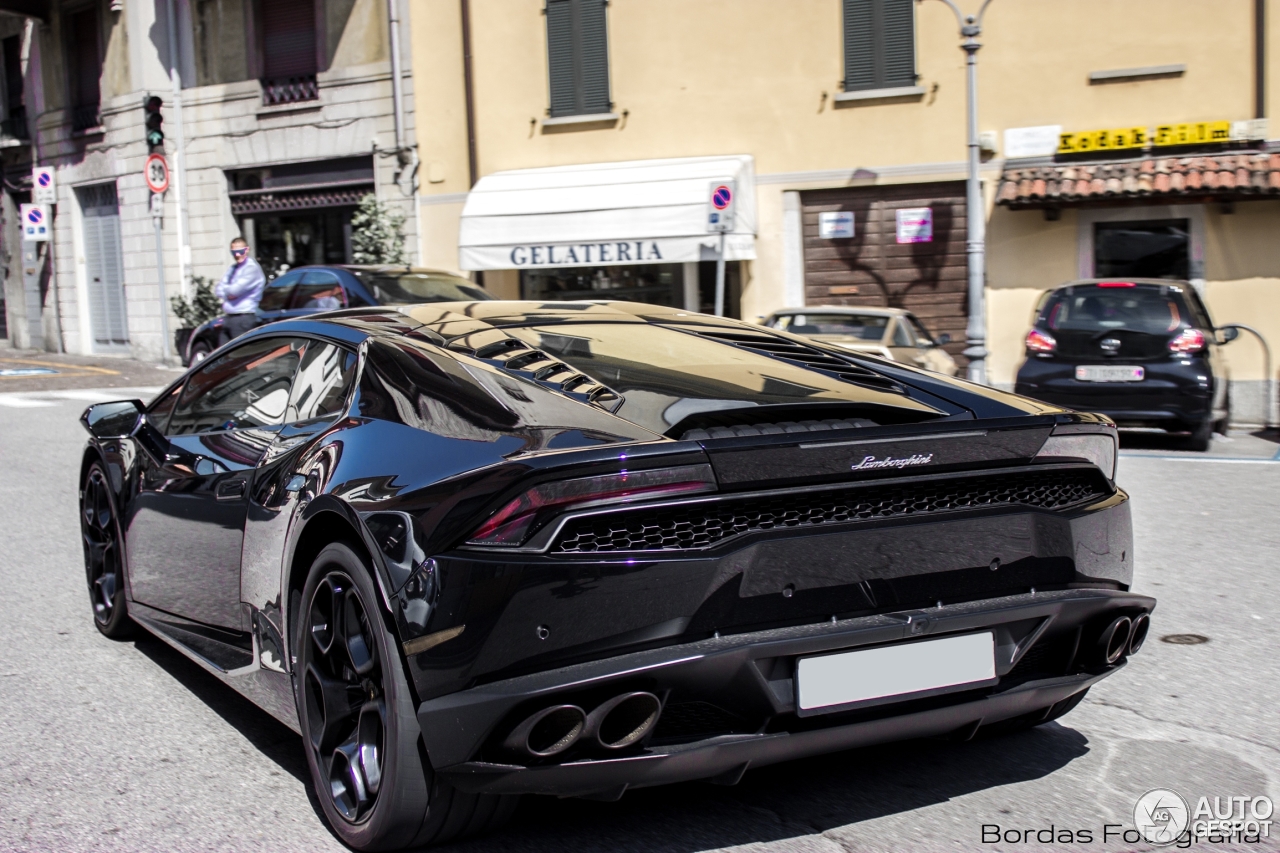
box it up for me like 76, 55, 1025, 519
458, 155, 757, 271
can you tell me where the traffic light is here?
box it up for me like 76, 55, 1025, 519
144, 96, 163, 150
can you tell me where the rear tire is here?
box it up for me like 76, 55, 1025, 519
80, 462, 134, 639
189, 339, 212, 366
1179, 419, 1213, 452
295, 543, 517, 851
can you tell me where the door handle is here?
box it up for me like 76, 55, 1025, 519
216, 478, 247, 500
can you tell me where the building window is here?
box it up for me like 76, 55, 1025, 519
842, 0, 916, 93
545, 0, 610, 118
1094, 220, 1190, 280
259, 0, 318, 106
66, 5, 102, 131
0, 34, 26, 139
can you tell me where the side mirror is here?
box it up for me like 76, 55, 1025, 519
81, 400, 145, 440
1219, 326, 1240, 344
936, 333, 952, 345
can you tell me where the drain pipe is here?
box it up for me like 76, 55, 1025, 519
386, 0, 407, 154
1221, 324, 1276, 430
165, 0, 190, 297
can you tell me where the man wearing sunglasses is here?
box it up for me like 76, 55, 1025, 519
214, 236, 266, 346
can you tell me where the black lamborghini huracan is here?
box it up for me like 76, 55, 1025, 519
79, 301, 1154, 850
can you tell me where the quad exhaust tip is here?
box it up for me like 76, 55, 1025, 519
503, 704, 586, 758
1128, 612, 1151, 656
1098, 615, 1133, 665
586, 691, 662, 750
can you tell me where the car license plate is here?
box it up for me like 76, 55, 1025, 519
1076, 365, 1145, 382
796, 632, 996, 715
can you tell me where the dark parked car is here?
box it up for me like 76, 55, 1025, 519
183, 265, 492, 365
80, 301, 1153, 850
1015, 278, 1238, 451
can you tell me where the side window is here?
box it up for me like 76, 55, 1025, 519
892, 319, 912, 348
258, 270, 303, 312
287, 341, 358, 423
289, 270, 347, 311
907, 315, 935, 346
843, 0, 916, 94
546, 0, 610, 118
167, 337, 304, 435
146, 382, 184, 434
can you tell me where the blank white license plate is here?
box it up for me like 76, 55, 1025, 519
797, 632, 996, 714
1076, 365, 1145, 382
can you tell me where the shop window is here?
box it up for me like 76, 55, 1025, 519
523, 263, 682, 307
545, 0, 611, 117
842, 0, 916, 93
65, 5, 102, 132
1094, 220, 1189, 281
259, 0, 318, 105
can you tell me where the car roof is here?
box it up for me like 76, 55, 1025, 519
1049, 278, 1191, 290
769, 306, 906, 318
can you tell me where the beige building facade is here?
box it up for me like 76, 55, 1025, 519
411, 0, 1280, 422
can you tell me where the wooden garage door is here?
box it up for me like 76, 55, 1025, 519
800, 181, 969, 367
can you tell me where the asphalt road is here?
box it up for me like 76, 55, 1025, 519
2, 390, 1277, 852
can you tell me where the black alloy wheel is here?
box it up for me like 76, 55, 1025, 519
80, 462, 132, 638
303, 568, 389, 823
295, 542, 519, 850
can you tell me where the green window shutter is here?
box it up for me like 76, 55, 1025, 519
843, 0, 916, 92
881, 0, 916, 88
843, 0, 874, 92
546, 0, 611, 117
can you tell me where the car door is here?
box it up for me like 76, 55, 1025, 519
125, 336, 305, 629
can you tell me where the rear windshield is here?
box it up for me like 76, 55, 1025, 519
353, 271, 493, 304
769, 313, 888, 341
504, 322, 929, 432
1039, 285, 1190, 335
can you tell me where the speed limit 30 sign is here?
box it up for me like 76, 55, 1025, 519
144, 153, 170, 194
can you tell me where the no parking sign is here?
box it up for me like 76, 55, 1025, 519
20, 203, 50, 241
706, 180, 736, 232
32, 167, 56, 204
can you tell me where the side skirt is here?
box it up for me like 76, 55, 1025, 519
131, 601, 301, 734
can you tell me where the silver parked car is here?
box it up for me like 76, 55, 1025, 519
764, 306, 959, 375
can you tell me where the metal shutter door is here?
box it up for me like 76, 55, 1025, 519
881, 0, 916, 88
261, 0, 317, 79
842, 0, 875, 92
79, 184, 129, 349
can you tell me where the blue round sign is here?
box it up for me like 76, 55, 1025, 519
37, 172, 51, 188
712, 185, 732, 210
26, 208, 42, 224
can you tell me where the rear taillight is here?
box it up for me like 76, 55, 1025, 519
1035, 430, 1117, 480
1097, 281, 1136, 288
467, 464, 717, 546
1168, 328, 1206, 353
1026, 329, 1057, 353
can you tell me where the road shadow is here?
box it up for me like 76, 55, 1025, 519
447, 724, 1091, 853
131, 632, 311, 786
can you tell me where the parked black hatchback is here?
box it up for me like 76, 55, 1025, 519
1014, 279, 1238, 451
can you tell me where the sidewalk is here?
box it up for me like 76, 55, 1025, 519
0, 348, 183, 394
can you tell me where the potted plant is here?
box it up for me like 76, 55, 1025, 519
170, 276, 221, 359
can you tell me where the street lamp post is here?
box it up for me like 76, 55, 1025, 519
933, 0, 994, 385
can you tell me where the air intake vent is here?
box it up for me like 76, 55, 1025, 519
692, 329, 904, 394
447, 329, 623, 412
552, 468, 1111, 554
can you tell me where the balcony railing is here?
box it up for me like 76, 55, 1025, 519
261, 75, 319, 107
71, 103, 101, 133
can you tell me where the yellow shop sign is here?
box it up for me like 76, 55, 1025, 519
1058, 121, 1232, 154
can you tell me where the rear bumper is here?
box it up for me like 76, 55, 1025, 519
420, 588, 1154, 797
1015, 360, 1214, 426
